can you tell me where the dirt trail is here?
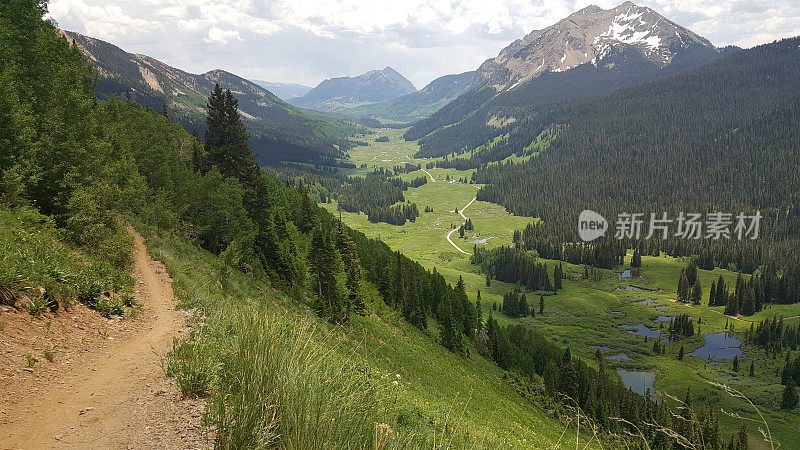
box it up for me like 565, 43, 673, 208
446, 197, 477, 255
0, 229, 207, 449
420, 168, 436, 182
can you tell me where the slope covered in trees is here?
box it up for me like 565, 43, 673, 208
405, 43, 729, 158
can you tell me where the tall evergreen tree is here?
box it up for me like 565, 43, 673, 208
475, 290, 483, 330
309, 226, 349, 322
686, 259, 698, 286
782, 381, 798, 409
691, 280, 702, 305
678, 269, 690, 302
204, 84, 257, 182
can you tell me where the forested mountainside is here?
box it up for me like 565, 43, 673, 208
61, 30, 359, 167
404, 2, 732, 156
473, 36, 800, 227
329, 71, 476, 123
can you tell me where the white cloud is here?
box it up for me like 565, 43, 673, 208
205, 27, 242, 44
47, 0, 800, 88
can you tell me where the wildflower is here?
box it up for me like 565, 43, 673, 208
396, 373, 401, 378
392, 380, 398, 386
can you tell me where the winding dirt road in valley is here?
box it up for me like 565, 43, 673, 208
0, 229, 207, 449
446, 197, 477, 255
420, 168, 436, 183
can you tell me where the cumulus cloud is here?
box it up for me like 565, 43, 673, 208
47, 0, 800, 88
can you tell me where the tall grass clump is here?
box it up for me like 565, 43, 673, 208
207, 307, 388, 449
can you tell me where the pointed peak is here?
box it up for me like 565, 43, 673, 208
576, 4, 603, 14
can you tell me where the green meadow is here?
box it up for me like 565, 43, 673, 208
326, 127, 800, 449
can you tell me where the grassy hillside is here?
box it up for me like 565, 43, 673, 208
141, 220, 596, 448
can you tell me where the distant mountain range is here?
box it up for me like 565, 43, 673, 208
61, 30, 358, 166
338, 71, 476, 123
289, 66, 417, 112
405, 1, 732, 155
250, 80, 312, 101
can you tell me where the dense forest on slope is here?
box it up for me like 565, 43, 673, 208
275, 165, 425, 225
471, 38, 800, 285
405, 43, 730, 158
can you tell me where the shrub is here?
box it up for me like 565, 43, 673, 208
95, 297, 125, 317
75, 274, 104, 305
26, 296, 50, 316
119, 293, 138, 307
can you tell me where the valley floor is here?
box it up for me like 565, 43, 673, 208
0, 229, 208, 449
326, 127, 800, 449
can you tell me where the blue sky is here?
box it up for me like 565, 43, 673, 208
48, 0, 800, 88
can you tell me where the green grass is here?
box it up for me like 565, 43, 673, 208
323, 134, 800, 449
139, 219, 602, 448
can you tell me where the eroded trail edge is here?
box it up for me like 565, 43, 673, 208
0, 229, 206, 449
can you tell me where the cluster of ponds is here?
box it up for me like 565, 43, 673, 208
599, 323, 745, 399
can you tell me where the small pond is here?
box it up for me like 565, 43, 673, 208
618, 269, 642, 279
466, 237, 496, 245
620, 323, 662, 338
617, 369, 656, 398
607, 353, 632, 361
590, 345, 611, 351
687, 332, 744, 360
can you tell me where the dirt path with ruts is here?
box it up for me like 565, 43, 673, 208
0, 228, 208, 449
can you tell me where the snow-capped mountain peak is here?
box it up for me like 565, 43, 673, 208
474, 2, 714, 90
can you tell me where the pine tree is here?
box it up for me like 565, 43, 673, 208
781, 381, 798, 409
309, 226, 348, 322
749, 361, 755, 377
691, 280, 702, 305
437, 297, 460, 354
475, 290, 483, 330
709, 280, 717, 306
539, 295, 544, 314
485, 272, 491, 287
733, 355, 739, 372
678, 269, 690, 302
631, 249, 642, 268
686, 259, 698, 286
204, 84, 257, 183
678, 345, 685, 360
